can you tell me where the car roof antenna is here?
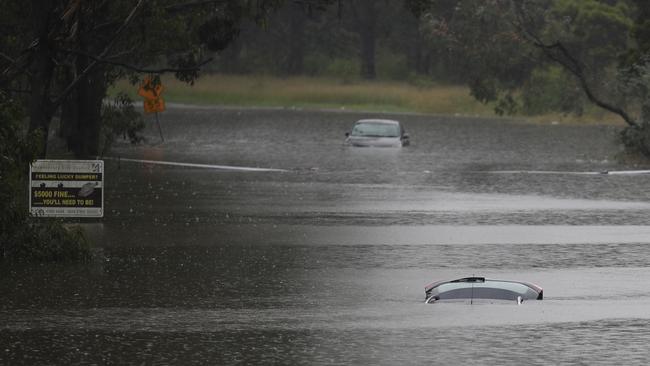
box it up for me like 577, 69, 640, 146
470, 282, 474, 305
470, 273, 475, 305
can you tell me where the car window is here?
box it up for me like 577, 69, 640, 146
436, 288, 521, 301
351, 123, 400, 137
433, 282, 539, 300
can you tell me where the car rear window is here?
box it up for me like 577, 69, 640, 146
434, 282, 538, 300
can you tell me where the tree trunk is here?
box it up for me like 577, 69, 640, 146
28, 68, 53, 158
285, 3, 306, 75
351, 0, 377, 80
222, 40, 243, 73
60, 1, 107, 158
27, 0, 56, 157
61, 67, 106, 159
359, 25, 376, 79
412, 30, 430, 75
78, 67, 106, 158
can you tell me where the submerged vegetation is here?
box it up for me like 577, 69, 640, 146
0, 93, 91, 262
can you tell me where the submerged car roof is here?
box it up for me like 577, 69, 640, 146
424, 277, 543, 304
355, 119, 400, 125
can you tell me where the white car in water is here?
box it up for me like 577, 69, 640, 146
345, 119, 410, 147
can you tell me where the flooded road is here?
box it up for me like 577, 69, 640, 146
3, 106, 650, 364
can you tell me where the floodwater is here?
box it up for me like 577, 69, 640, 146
3, 106, 650, 364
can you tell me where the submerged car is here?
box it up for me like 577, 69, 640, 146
424, 277, 543, 304
345, 119, 410, 147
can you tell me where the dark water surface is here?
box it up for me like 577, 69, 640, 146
3, 107, 650, 364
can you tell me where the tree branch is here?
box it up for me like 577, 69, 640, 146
509, 1, 639, 127
0, 51, 17, 65
348, 0, 361, 27
166, 0, 229, 13
52, 0, 146, 108
60, 46, 137, 61
539, 41, 638, 127
60, 47, 213, 74
0, 52, 33, 80
0, 87, 32, 94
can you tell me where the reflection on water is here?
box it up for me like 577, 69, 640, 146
2, 244, 650, 309
3, 319, 650, 365
3, 240, 650, 363
3, 108, 650, 364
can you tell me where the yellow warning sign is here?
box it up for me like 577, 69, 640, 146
143, 97, 165, 113
138, 76, 165, 113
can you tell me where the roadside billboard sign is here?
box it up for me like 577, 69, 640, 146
29, 159, 104, 218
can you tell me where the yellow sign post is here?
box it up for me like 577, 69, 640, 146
138, 76, 165, 113
138, 76, 165, 141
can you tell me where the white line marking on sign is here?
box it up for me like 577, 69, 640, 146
106, 157, 287, 172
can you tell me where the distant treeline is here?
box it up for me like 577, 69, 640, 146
207, 1, 457, 84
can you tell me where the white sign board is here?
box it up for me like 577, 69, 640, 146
29, 159, 104, 218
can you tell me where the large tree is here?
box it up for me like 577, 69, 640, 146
1, 0, 332, 158
0, 0, 332, 261
342, 0, 410, 80
414, 0, 650, 153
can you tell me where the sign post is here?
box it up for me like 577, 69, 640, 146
138, 75, 165, 142
29, 160, 104, 218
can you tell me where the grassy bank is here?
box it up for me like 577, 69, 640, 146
111, 74, 622, 124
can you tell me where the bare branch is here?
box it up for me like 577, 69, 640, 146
509, 1, 639, 127
0, 52, 17, 65
0, 87, 31, 94
166, 0, 229, 13
105, 47, 138, 60
1, 52, 33, 82
60, 47, 213, 74
546, 54, 635, 126
541, 42, 638, 127
104, 58, 214, 74
52, 0, 146, 107
60, 46, 138, 61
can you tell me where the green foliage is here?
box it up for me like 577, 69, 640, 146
0, 92, 91, 262
0, 94, 41, 223
548, 0, 634, 70
324, 58, 360, 84
1, 0, 308, 159
413, 0, 643, 120
197, 4, 242, 52
407, 73, 435, 88
5, 219, 91, 263
420, 0, 537, 107
211, 0, 436, 81
377, 53, 409, 81
621, 123, 650, 158
520, 66, 585, 115
100, 92, 145, 157
626, 0, 650, 65
617, 58, 650, 108
303, 53, 331, 76
494, 93, 519, 116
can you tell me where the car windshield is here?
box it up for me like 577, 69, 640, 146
351, 122, 400, 137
